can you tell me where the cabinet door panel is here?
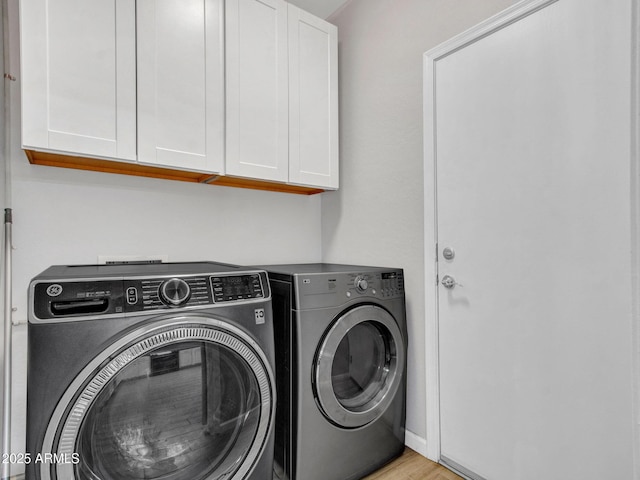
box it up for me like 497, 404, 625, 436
20, 0, 136, 160
226, 0, 289, 182
288, 6, 338, 189
137, 0, 224, 173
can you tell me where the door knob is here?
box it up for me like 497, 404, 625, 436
441, 275, 462, 289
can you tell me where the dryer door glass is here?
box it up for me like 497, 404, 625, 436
314, 305, 406, 428
41, 321, 274, 480
332, 321, 389, 409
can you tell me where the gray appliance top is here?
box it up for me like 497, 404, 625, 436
32, 261, 242, 280
257, 263, 405, 310
255, 263, 402, 277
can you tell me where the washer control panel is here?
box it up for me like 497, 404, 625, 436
32, 271, 268, 320
211, 274, 264, 303
127, 273, 266, 311
129, 275, 212, 311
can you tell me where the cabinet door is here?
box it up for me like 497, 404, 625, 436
20, 0, 136, 160
288, 5, 339, 189
137, 0, 224, 173
226, 0, 289, 182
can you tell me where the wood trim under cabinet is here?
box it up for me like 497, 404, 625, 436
24, 150, 325, 195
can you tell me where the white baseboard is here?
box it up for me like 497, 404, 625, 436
405, 429, 428, 457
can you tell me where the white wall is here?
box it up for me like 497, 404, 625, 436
4, 1, 322, 474
324, 0, 518, 452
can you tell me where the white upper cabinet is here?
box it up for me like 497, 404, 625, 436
225, 0, 290, 182
20, 0, 338, 192
288, 5, 339, 189
20, 0, 136, 160
137, 0, 225, 173
225, 0, 339, 189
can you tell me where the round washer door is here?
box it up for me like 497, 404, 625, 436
314, 304, 406, 428
41, 316, 275, 480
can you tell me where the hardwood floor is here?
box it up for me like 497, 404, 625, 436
363, 448, 464, 480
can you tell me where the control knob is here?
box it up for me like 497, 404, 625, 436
354, 275, 369, 293
159, 278, 191, 306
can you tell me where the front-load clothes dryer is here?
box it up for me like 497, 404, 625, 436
258, 264, 407, 480
26, 262, 276, 480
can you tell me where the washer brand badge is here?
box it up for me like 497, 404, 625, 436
255, 308, 265, 325
46, 284, 63, 297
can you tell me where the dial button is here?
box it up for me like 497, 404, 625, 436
354, 276, 369, 293
159, 278, 191, 306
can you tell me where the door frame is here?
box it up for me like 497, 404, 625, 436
422, 0, 640, 472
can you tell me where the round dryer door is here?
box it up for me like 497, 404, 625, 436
314, 304, 406, 428
40, 317, 275, 480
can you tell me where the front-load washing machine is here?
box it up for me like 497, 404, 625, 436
26, 262, 276, 480
259, 264, 407, 480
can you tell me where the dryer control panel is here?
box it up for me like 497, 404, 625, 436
294, 269, 404, 310
31, 272, 268, 321
344, 271, 404, 299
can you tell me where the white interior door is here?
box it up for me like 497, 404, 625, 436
425, 1, 637, 479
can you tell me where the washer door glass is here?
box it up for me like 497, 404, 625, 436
314, 305, 405, 428
42, 319, 274, 480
